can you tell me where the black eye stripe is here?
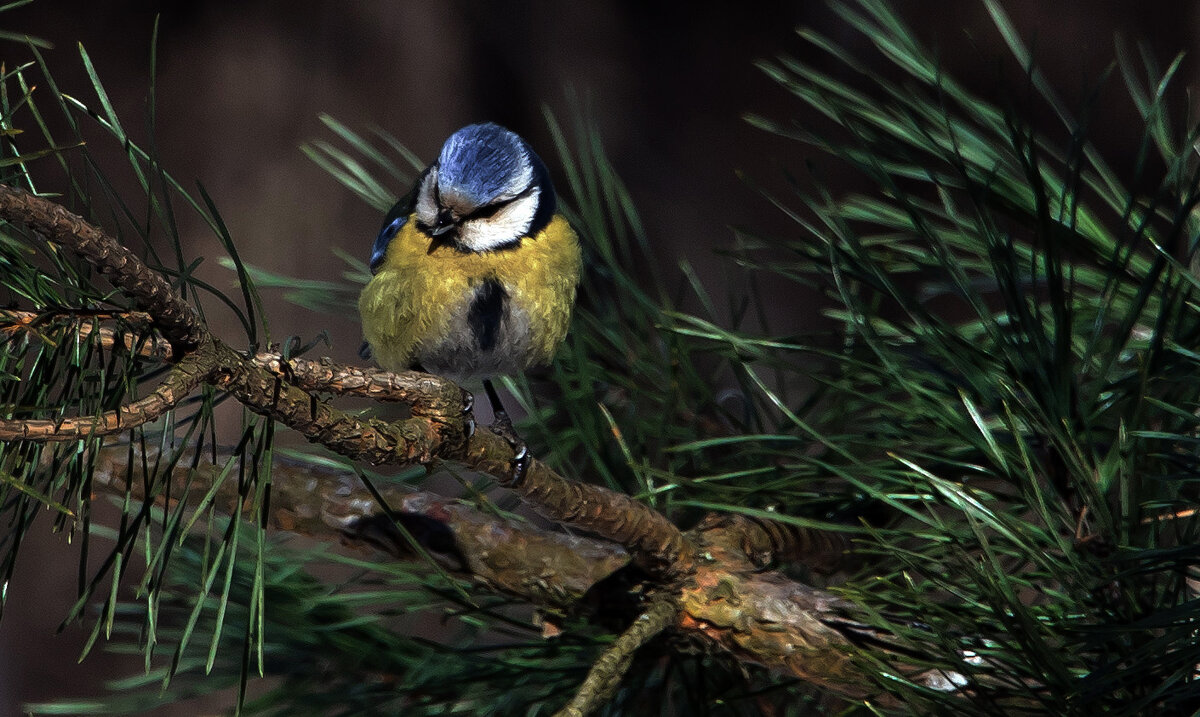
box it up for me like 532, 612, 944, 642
464, 185, 536, 221
466, 196, 515, 220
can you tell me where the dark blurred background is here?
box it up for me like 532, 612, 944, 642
1, 1, 1197, 713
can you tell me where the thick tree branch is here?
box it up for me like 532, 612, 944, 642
91, 445, 630, 607
697, 513, 851, 573
679, 517, 963, 698
467, 431, 691, 577
678, 527, 864, 694
87, 441, 960, 704
251, 352, 469, 417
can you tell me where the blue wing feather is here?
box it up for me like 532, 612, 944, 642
369, 215, 406, 273
369, 168, 428, 274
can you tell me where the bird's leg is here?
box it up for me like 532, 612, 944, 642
483, 378, 529, 485
461, 386, 475, 439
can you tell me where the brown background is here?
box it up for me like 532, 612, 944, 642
1, 1, 1197, 713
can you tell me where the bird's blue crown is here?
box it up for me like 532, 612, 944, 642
437, 123, 532, 207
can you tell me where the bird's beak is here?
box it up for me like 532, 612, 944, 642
431, 207, 458, 236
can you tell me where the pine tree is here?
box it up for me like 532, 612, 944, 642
3, 1, 1200, 715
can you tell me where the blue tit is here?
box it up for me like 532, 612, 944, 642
358, 123, 582, 383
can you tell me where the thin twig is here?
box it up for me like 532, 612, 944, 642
210, 339, 466, 465
0, 184, 206, 353
554, 594, 680, 717
0, 347, 214, 440
0, 309, 172, 360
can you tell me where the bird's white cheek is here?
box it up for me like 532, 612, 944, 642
460, 191, 539, 252
414, 168, 440, 227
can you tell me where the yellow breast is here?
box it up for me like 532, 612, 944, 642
358, 214, 582, 377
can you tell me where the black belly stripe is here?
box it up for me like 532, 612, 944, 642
467, 278, 506, 352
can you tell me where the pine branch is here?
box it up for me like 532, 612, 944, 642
0, 183, 881, 710
470, 441, 692, 577
0, 309, 468, 420
0, 309, 166, 359
682, 516, 918, 700
12, 3, 1200, 711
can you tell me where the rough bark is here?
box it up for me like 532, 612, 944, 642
91, 445, 631, 608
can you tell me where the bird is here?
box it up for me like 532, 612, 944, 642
358, 122, 581, 449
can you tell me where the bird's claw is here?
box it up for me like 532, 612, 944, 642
490, 412, 530, 486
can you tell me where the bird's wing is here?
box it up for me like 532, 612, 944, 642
369, 166, 430, 274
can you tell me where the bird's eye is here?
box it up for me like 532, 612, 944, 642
464, 185, 535, 221
466, 199, 512, 220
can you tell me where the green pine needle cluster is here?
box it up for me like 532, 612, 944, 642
732, 0, 1200, 712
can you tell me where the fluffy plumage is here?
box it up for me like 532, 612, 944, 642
359, 123, 581, 380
